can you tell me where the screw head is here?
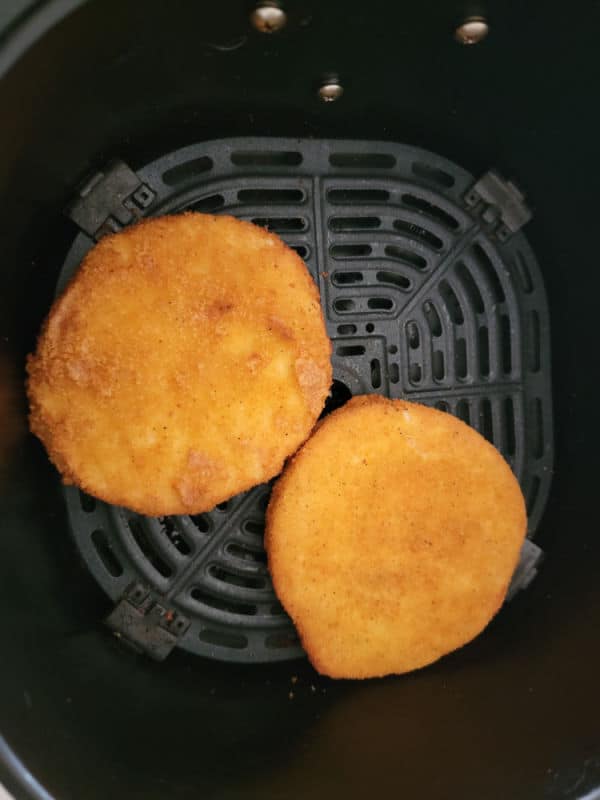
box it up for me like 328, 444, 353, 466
250, 3, 287, 33
318, 80, 344, 103
454, 16, 489, 45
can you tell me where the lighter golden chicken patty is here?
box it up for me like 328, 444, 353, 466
27, 214, 332, 515
266, 395, 526, 678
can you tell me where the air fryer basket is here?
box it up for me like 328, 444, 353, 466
0, 2, 599, 799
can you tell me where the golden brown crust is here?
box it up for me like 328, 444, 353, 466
266, 395, 527, 679
27, 213, 332, 515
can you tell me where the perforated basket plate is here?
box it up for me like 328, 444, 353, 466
61, 138, 553, 663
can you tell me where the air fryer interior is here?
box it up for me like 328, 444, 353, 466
1, 2, 599, 799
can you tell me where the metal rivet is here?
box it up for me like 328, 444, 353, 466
318, 79, 344, 103
454, 16, 489, 45
250, 3, 287, 33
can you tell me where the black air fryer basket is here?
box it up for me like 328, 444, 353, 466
0, 2, 598, 799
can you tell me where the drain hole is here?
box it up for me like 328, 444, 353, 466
412, 161, 455, 187
367, 297, 393, 310
389, 363, 399, 383
208, 565, 266, 589
91, 529, 122, 577
337, 344, 366, 356
376, 270, 411, 290
333, 271, 363, 285
371, 359, 382, 388
159, 517, 191, 556
439, 280, 464, 324
265, 631, 300, 649
329, 216, 381, 231
432, 350, 445, 381
231, 151, 302, 167
401, 194, 460, 230
226, 543, 267, 565
328, 188, 390, 204
394, 219, 443, 250
527, 476, 541, 515
515, 251, 534, 293
252, 217, 307, 232
128, 518, 172, 578
187, 194, 225, 213
330, 244, 372, 258
163, 156, 213, 185
504, 397, 516, 456
479, 398, 494, 442
79, 491, 96, 512
456, 399, 470, 424
501, 314, 512, 374
366, 323, 375, 333
321, 379, 352, 417
409, 363, 422, 384
423, 301, 442, 337
456, 262, 485, 314
529, 310, 541, 372
384, 245, 428, 271
455, 338, 468, 379
406, 321, 420, 349
337, 323, 357, 335
471, 243, 505, 302
243, 519, 265, 537
191, 587, 257, 616
329, 152, 396, 168
199, 629, 248, 649
479, 326, 490, 377
238, 188, 304, 204
190, 514, 211, 533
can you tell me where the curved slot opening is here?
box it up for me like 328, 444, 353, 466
371, 359, 382, 388
330, 244, 372, 258
187, 194, 225, 213
456, 399, 470, 424
190, 514, 211, 533
191, 587, 257, 616
479, 326, 490, 377
252, 217, 307, 232
389, 363, 400, 384
529, 311, 541, 372
504, 397, 516, 456
208, 565, 266, 590
332, 271, 363, 285
394, 219, 443, 250
327, 188, 390, 204
198, 629, 248, 649
337, 323, 357, 335
456, 262, 485, 314
479, 398, 494, 443
409, 363, 422, 385
455, 338, 468, 380
367, 297, 393, 310
406, 321, 420, 349
163, 156, 213, 185
334, 298, 355, 313
471, 243, 506, 302
423, 301, 442, 337
432, 350, 445, 381
265, 631, 300, 649
501, 314, 512, 374
79, 491, 96, 513
439, 280, 464, 324
329, 216, 381, 231
243, 519, 265, 536
337, 345, 366, 356
401, 194, 459, 230
376, 270, 410, 290
384, 245, 427, 271
91, 529, 123, 578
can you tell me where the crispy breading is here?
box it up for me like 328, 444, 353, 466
266, 395, 526, 678
27, 214, 332, 515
